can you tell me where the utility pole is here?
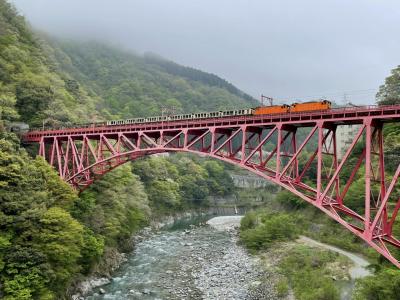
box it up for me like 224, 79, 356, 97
343, 93, 348, 106
261, 94, 274, 106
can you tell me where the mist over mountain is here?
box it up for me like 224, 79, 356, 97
11, 0, 400, 104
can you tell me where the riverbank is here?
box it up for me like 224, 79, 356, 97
76, 212, 373, 300
238, 208, 373, 300
81, 215, 278, 299
71, 208, 244, 299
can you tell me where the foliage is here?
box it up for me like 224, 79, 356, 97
47, 39, 257, 120
352, 268, 400, 300
276, 190, 307, 209
76, 164, 150, 248
276, 277, 289, 297
132, 155, 234, 212
279, 245, 340, 300
376, 65, 400, 105
143, 52, 255, 103
240, 211, 258, 230
240, 212, 297, 251
0, 133, 84, 299
0, 0, 99, 127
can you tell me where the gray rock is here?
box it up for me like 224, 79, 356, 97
142, 288, 151, 294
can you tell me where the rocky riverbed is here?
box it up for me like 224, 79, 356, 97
84, 216, 277, 300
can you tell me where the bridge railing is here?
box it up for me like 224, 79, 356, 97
28, 104, 400, 133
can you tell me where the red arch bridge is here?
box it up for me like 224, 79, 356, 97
23, 105, 400, 267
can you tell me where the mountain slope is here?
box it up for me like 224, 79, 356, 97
0, 1, 100, 128
46, 39, 257, 119
1, 0, 257, 128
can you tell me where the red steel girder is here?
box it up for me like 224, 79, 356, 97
25, 104, 400, 268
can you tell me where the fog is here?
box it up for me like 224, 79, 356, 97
11, 0, 400, 104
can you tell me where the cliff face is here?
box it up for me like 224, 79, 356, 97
230, 174, 274, 189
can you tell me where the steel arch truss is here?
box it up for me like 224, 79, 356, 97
38, 119, 400, 267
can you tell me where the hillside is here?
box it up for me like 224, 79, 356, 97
0, 1, 100, 128
1, 0, 256, 128
0, 1, 254, 298
45, 39, 257, 120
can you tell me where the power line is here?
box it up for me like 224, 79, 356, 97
273, 88, 377, 100
270, 83, 400, 101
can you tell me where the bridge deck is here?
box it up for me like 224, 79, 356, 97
23, 105, 400, 142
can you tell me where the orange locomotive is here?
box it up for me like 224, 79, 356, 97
253, 100, 331, 115
290, 100, 331, 113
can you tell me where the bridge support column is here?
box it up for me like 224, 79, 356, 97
364, 118, 372, 238
275, 124, 282, 178
316, 121, 324, 205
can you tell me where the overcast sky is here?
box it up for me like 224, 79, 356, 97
11, 0, 400, 104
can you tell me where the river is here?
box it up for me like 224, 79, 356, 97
84, 216, 371, 300
85, 215, 275, 300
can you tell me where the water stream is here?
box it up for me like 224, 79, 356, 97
84, 216, 371, 300
85, 215, 272, 300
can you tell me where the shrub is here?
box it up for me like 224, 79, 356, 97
240, 213, 297, 250
240, 211, 258, 230
353, 268, 400, 300
276, 190, 307, 209
279, 246, 340, 300
276, 277, 289, 297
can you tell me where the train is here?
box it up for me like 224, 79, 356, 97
25, 100, 331, 131
106, 100, 331, 126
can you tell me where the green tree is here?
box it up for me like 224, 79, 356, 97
276, 190, 307, 209
377, 65, 400, 105
353, 268, 400, 300
35, 207, 84, 291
